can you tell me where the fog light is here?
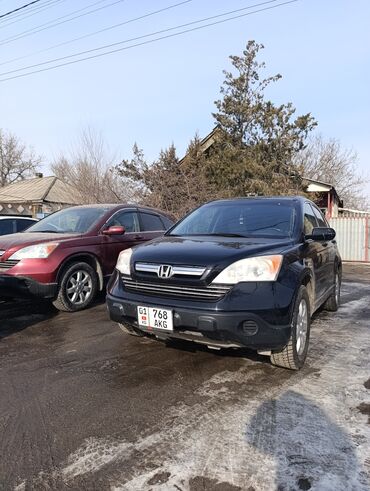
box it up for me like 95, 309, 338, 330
242, 320, 258, 336
113, 303, 124, 315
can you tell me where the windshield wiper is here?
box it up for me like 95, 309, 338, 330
204, 233, 248, 238
34, 229, 63, 233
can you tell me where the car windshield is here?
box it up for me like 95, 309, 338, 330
169, 201, 296, 238
25, 207, 110, 234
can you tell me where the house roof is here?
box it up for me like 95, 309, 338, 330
302, 177, 342, 204
0, 176, 82, 205
302, 177, 333, 192
179, 126, 220, 164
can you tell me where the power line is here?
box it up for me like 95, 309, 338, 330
0, 0, 40, 19
0, 0, 285, 75
0, 0, 123, 45
0, 0, 67, 28
0, 0, 192, 67
0, 0, 298, 83
0, 0, 52, 23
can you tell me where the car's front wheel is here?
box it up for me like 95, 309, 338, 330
53, 262, 98, 312
270, 285, 311, 370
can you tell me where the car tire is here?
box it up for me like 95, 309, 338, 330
323, 269, 340, 312
53, 262, 98, 312
270, 285, 311, 370
118, 322, 143, 337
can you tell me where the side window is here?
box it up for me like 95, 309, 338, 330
140, 212, 165, 231
108, 211, 140, 233
0, 219, 14, 235
303, 203, 318, 235
160, 215, 174, 230
312, 206, 327, 227
16, 219, 35, 232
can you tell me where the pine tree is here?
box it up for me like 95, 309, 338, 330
206, 41, 317, 196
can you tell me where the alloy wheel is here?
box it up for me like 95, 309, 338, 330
335, 273, 340, 305
296, 298, 308, 356
66, 270, 93, 305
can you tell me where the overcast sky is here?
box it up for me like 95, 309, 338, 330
1, 0, 369, 199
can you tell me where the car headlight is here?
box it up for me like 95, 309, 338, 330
9, 242, 59, 260
212, 255, 283, 284
116, 248, 132, 275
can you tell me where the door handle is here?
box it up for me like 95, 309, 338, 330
133, 234, 144, 240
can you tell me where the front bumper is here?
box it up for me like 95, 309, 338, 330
107, 293, 293, 351
0, 274, 57, 299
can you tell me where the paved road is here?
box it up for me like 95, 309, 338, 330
0, 265, 369, 491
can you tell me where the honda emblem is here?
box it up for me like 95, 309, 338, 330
158, 264, 173, 278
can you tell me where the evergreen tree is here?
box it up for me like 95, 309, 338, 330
206, 41, 317, 196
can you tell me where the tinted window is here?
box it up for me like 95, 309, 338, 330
160, 215, 174, 230
169, 201, 296, 238
0, 219, 14, 235
108, 211, 139, 233
312, 206, 327, 227
16, 219, 35, 232
27, 207, 110, 234
303, 203, 318, 235
140, 212, 165, 231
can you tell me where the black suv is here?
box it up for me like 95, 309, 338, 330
107, 197, 341, 370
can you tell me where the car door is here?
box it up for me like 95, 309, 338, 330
138, 211, 166, 241
102, 210, 143, 275
303, 202, 327, 303
311, 204, 336, 291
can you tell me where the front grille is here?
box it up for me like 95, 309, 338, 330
135, 262, 206, 278
0, 259, 20, 270
122, 277, 230, 301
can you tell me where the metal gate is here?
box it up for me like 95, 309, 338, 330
329, 217, 369, 262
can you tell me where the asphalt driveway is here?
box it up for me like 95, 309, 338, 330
0, 264, 369, 490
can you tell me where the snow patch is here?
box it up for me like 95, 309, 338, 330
61, 437, 133, 480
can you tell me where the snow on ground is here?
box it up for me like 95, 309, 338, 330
52, 281, 370, 490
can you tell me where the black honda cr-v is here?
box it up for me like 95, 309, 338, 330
107, 197, 341, 369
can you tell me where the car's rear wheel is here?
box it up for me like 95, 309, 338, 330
270, 286, 311, 370
323, 269, 340, 312
53, 262, 98, 312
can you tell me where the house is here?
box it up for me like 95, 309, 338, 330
0, 174, 83, 218
302, 177, 343, 218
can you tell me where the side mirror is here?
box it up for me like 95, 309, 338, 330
306, 227, 336, 242
102, 225, 125, 236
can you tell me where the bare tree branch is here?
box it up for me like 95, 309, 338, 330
51, 127, 138, 204
294, 134, 369, 209
0, 128, 42, 187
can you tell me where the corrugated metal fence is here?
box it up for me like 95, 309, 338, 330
329, 217, 369, 262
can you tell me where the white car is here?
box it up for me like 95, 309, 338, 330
0, 216, 38, 236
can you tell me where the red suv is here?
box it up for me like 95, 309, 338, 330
0, 204, 173, 311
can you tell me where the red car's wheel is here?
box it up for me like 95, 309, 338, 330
53, 262, 98, 312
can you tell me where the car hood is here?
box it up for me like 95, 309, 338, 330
0, 232, 81, 255
132, 235, 294, 269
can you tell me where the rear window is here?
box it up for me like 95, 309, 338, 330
0, 219, 14, 235
140, 212, 165, 231
160, 215, 174, 230
169, 201, 296, 238
16, 219, 35, 232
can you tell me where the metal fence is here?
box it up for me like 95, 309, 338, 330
329, 217, 369, 262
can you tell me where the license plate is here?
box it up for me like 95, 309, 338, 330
137, 306, 173, 331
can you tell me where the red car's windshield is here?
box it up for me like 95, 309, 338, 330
26, 207, 110, 234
